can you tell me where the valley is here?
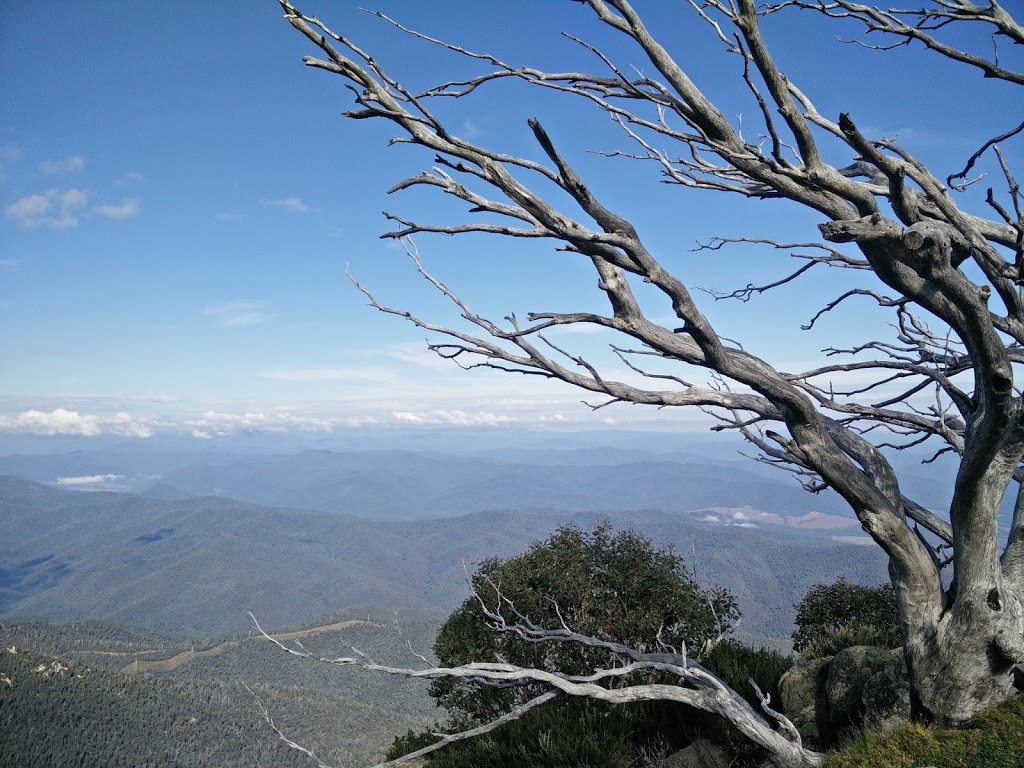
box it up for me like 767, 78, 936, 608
0, 437, 911, 765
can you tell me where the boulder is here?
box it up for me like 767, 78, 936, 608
825, 645, 893, 726
778, 655, 832, 749
861, 649, 911, 733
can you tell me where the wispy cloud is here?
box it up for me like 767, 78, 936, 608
39, 155, 85, 174
259, 367, 395, 383
261, 197, 310, 213
5, 188, 88, 228
388, 342, 461, 371
95, 198, 139, 219
215, 212, 244, 223
0, 144, 22, 179
56, 473, 125, 486
130, 394, 182, 403
0, 258, 21, 271
861, 125, 975, 152
204, 299, 271, 328
462, 119, 482, 139
0, 145, 22, 163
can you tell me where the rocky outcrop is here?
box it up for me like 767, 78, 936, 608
779, 645, 910, 748
826, 645, 893, 725
861, 651, 911, 733
778, 656, 832, 748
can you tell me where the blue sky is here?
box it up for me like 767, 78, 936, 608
1, 1, 1020, 444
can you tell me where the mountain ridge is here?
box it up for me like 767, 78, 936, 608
1, 474, 887, 641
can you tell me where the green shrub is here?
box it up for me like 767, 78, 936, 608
389, 697, 674, 768
389, 523, 739, 765
431, 524, 738, 721
703, 640, 793, 708
688, 641, 794, 765
797, 622, 900, 660
793, 579, 900, 657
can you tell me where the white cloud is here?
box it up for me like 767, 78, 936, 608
95, 198, 139, 219
39, 155, 85, 174
185, 409, 335, 434
538, 414, 569, 423
5, 188, 88, 228
56, 474, 124, 486
0, 259, 21, 271
0, 407, 153, 437
215, 212, 244, 223
108, 412, 154, 437
204, 299, 270, 328
344, 416, 380, 427
6, 194, 49, 219
391, 409, 515, 427
261, 197, 310, 213
0, 407, 101, 436
62, 188, 88, 208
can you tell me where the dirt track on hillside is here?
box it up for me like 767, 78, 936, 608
118, 619, 371, 674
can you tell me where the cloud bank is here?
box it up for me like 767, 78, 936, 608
0, 408, 152, 437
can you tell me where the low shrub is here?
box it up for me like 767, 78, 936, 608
793, 579, 900, 658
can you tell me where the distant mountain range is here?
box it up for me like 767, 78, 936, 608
1, 473, 886, 642
0, 435, 964, 767
146, 448, 864, 522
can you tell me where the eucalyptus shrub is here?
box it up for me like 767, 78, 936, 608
793, 579, 901, 657
389, 523, 740, 766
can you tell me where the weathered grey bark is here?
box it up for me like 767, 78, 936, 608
276, 0, 1024, 759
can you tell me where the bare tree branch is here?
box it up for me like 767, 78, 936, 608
278, 0, 1024, 748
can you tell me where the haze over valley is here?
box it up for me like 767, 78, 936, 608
0, 429, 963, 764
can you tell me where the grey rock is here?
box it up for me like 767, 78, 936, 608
862, 649, 911, 733
779, 655, 832, 749
826, 645, 893, 725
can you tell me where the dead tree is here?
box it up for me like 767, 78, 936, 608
277, 0, 1024, 764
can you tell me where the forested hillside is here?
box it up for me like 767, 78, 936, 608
0, 615, 441, 767
1, 476, 888, 642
